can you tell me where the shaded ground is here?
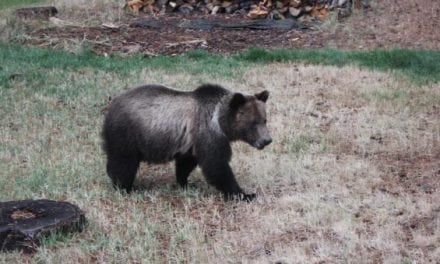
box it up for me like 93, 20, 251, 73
23, 0, 440, 55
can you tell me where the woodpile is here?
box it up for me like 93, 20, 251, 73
126, 0, 359, 20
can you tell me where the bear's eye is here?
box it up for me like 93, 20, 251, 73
264, 119, 267, 124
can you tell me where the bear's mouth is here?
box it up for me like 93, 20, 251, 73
251, 138, 272, 150
252, 142, 266, 150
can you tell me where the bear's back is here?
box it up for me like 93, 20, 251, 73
104, 85, 197, 162
193, 84, 230, 105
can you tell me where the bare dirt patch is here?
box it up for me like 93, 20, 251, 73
374, 152, 440, 196
19, 0, 440, 55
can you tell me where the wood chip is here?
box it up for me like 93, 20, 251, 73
248, 6, 269, 19
311, 6, 329, 19
211, 5, 220, 14
127, 0, 145, 12
289, 7, 301, 17
289, 0, 301, 8
169, 1, 177, 8
303, 5, 313, 12
102, 23, 120, 29
221, 1, 232, 8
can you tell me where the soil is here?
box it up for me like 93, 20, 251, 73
24, 0, 440, 55
373, 152, 440, 196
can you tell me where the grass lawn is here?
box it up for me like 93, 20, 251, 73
1, 44, 439, 263
2, 44, 440, 86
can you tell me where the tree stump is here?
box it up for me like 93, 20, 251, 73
0, 199, 86, 253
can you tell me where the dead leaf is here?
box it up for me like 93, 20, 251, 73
289, 0, 301, 8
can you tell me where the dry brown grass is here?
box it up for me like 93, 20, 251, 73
1, 63, 439, 263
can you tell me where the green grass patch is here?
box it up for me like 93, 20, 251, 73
0, 0, 47, 10
0, 44, 246, 87
289, 135, 312, 154
1, 44, 439, 86
236, 48, 440, 84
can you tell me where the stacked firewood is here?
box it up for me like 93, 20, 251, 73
126, 0, 356, 20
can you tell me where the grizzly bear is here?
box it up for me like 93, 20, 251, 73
102, 84, 272, 201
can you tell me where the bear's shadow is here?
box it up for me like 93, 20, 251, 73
131, 163, 213, 196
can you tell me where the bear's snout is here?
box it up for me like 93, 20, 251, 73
253, 124, 272, 150
255, 137, 272, 150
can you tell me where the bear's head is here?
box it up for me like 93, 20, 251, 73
229, 91, 272, 150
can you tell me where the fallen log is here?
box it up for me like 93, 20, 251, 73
15, 6, 58, 20
131, 18, 308, 30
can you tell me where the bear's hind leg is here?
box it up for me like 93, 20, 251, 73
106, 153, 140, 193
175, 153, 198, 188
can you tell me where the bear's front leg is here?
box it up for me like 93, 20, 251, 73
199, 159, 256, 202
196, 134, 256, 202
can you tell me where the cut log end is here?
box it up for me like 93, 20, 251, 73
0, 199, 86, 253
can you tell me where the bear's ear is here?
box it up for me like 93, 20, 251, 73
255, 90, 269, 102
230, 93, 246, 110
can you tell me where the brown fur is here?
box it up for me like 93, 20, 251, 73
102, 84, 272, 201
